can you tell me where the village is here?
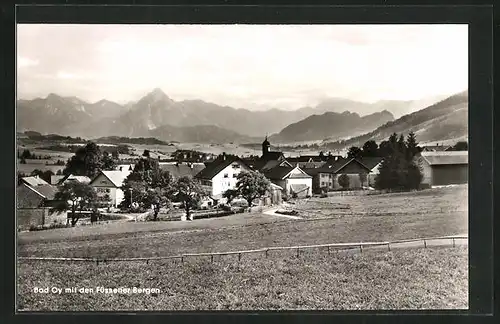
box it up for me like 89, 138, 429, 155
17, 134, 468, 231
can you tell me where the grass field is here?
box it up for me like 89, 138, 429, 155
17, 185, 468, 311
17, 246, 468, 311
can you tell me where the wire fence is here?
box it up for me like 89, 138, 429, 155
18, 235, 468, 265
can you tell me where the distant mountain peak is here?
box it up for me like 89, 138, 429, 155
46, 93, 61, 100
146, 88, 170, 102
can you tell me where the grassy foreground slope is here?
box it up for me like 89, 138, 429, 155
18, 246, 468, 311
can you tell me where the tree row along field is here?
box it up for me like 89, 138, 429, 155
17, 246, 468, 311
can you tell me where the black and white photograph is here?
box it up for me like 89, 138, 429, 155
16, 23, 469, 311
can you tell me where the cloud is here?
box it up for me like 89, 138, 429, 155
16, 24, 468, 108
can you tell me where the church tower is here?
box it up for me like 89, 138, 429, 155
262, 136, 271, 157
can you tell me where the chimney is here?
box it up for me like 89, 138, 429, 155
222, 152, 226, 161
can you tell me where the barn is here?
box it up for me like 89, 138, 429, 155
417, 151, 468, 186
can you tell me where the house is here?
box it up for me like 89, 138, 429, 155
357, 157, 384, 187
416, 151, 468, 186
262, 165, 312, 198
20, 175, 50, 187
17, 182, 61, 229
421, 144, 453, 152
58, 174, 91, 185
159, 162, 206, 180
304, 157, 373, 193
89, 170, 131, 207
194, 154, 252, 200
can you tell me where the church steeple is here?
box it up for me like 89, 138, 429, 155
262, 135, 271, 156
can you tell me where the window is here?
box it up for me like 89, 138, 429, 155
106, 189, 111, 193
321, 182, 325, 186
224, 173, 228, 178
233, 173, 238, 178
232, 164, 240, 169
329, 174, 332, 179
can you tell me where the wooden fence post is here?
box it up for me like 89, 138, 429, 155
327, 246, 330, 255
453, 238, 455, 247
387, 243, 391, 251
238, 253, 241, 261
424, 240, 427, 248
265, 249, 268, 258
296, 248, 300, 258
211, 255, 214, 263
360, 245, 363, 253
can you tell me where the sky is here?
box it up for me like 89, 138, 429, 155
17, 24, 468, 110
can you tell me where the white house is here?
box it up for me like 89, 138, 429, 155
195, 154, 252, 200
89, 170, 131, 208
262, 165, 313, 198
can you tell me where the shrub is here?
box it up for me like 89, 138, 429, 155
338, 174, 350, 189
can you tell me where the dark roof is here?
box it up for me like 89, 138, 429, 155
17, 183, 58, 208
356, 157, 384, 170
262, 151, 284, 161
160, 163, 206, 179
420, 151, 468, 165
35, 184, 58, 200
195, 156, 248, 180
262, 166, 293, 180
302, 168, 322, 176
422, 145, 452, 152
287, 155, 325, 163
304, 157, 372, 175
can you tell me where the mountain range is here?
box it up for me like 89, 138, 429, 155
16, 88, 465, 145
270, 110, 395, 143
322, 90, 468, 149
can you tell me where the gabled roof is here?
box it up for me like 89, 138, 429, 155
263, 165, 312, 180
420, 151, 468, 165
159, 162, 206, 180
34, 184, 59, 200
101, 170, 130, 187
59, 174, 91, 185
422, 145, 453, 152
17, 183, 58, 203
304, 157, 372, 175
356, 157, 384, 170
262, 166, 294, 180
262, 151, 284, 161
334, 158, 372, 174
90, 170, 130, 188
21, 176, 49, 187
195, 156, 248, 180
287, 155, 325, 163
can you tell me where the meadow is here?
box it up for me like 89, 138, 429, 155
18, 246, 468, 311
17, 184, 468, 311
